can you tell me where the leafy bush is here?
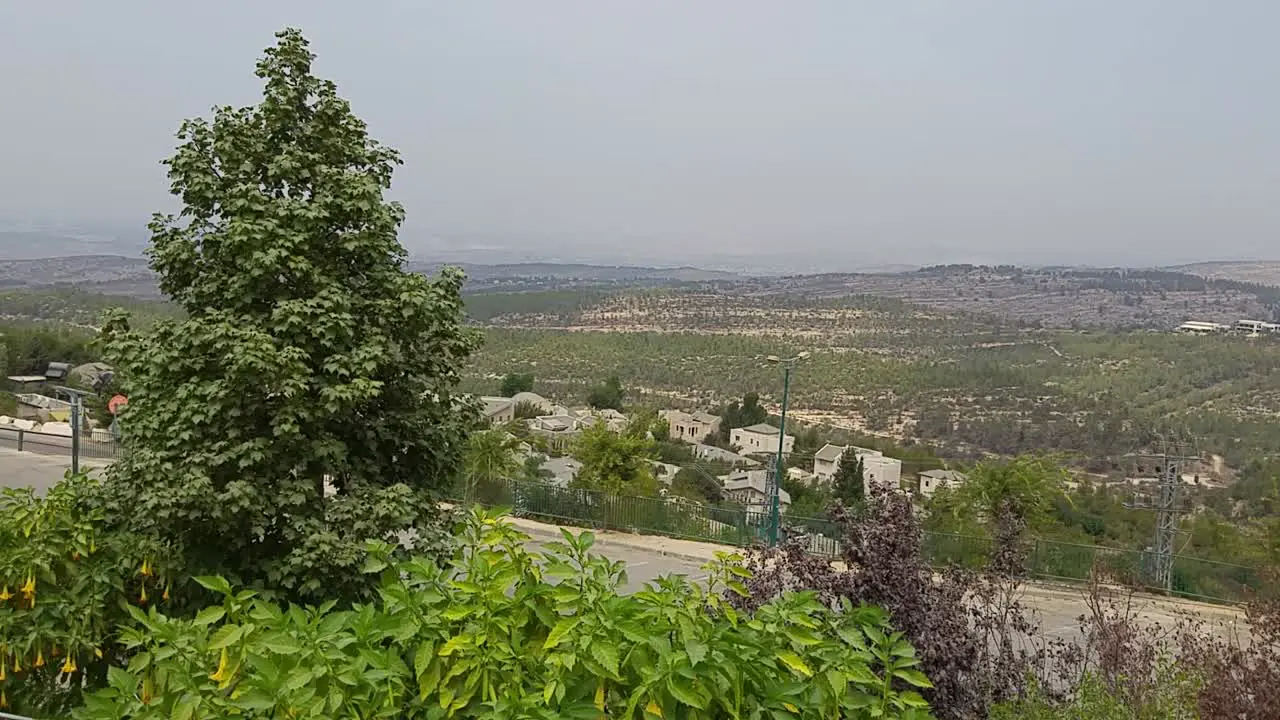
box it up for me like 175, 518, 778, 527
737, 492, 1043, 720
0, 476, 166, 716
74, 510, 936, 719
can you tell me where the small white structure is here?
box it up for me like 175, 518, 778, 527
918, 469, 967, 498
812, 443, 846, 482
663, 410, 721, 444
693, 443, 761, 468
721, 469, 791, 513
786, 466, 817, 486
846, 446, 903, 495
730, 423, 795, 456
1176, 321, 1228, 335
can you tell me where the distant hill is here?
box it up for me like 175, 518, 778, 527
1167, 261, 1280, 287
0, 230, 147, 260
0, 254, 739, 298
407, 261, 738, 283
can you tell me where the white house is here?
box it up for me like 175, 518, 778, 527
663, 410, 721, 444
479, 396, 516, 426
729, 423, 795, 456
918, 469, 967, 498
721, 469, 791, 513
851, 446, 903, 495
812, 443, 846, 482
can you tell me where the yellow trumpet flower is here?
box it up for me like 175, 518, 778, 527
0, 690, 7, 710
0, 585, 11, 601
13, 656, 21, 673
20, 574, 36, 601
139, 585, 148, 605
34, 650, 44, 668
60, 655, 76, 675
0, 659, 7, 681
209, 648, 231, 685
141, 674, 154, 704
140, 558, 152, 577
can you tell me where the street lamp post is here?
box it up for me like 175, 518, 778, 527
54, 386, 92, 475
764, 352, 809, 546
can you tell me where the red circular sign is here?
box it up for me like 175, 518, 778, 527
108, 395, 129, 415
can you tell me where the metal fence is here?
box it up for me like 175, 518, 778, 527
0, 425, 123, 461
455, 476, 1264, 604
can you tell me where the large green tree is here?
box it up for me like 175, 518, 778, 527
570, 422, 656, 495
586, 375, 625, 410
99, 29, 479, 602
498, 372, 534, 397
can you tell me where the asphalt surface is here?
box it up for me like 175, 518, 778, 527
0, 447, 109, 494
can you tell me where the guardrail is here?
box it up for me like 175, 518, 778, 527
0, 425, 123, 461
455, 475, 1263, 605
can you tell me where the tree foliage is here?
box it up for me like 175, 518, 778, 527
570, 422, 657, 496
498, 372, 534, 397
97, 29, 477, 603
833, 454, 866, 508
718, 392, 769, 440
72, 511, 936, 719
956, 455, 1069, 531
586, 375, 625, 411
670, 466, 724, 504
461, 429, 522, 504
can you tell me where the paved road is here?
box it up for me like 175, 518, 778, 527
0, 447, 108, 494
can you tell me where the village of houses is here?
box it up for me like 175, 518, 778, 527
477, 391, 969, 516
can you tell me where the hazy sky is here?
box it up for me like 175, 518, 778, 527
1, 1, 1277, 267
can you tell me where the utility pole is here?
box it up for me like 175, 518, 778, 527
764, 352, 809, 546
54, 386, 92, 475
1125, 436, 1197, 592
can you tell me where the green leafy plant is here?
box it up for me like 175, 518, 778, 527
74, 509, 935, 719
0, 475, 167, 716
